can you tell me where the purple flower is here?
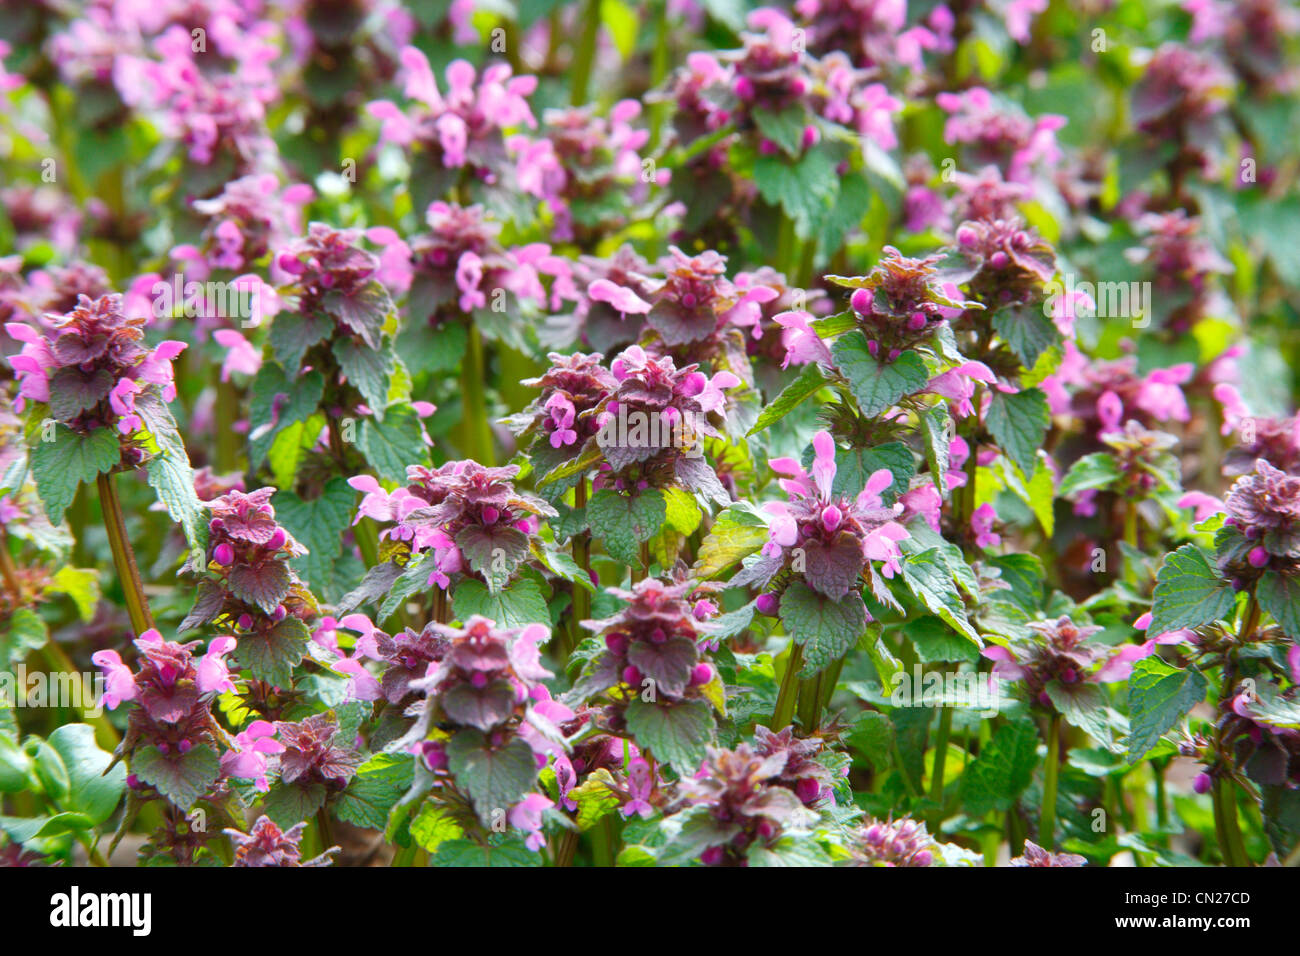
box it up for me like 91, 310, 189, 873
196, 637, 237, 695
91, 649, 137, 710
220, 720, 284, 793
508, 793, 555, 850
754, 430, 909, 599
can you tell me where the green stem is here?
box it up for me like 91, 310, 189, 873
214, 375, 240, 473
647, 0, 670, 149
459, 326, 495, 465
1123, 500, 1138, 550
1152, 760, 1168, 836
772, 642, 803, 730
569, 0, 602, 106
795, 672, 822, 733
96, 471, 155, 635
929, 704, 954, 822
1039, 712, 1061, 848
568, 479, 592, 661
1214, 778, 1250, 866
592, 814, 616, 867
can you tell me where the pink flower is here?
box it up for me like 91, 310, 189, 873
508, 793, 554, 850
928, 361, 997, 418
621, 757, 656, 819
91, 650, 137, 710
971, 503, 1002, 549
1178, 491, 1225, 522
196, 637, 238, 695
588, 278, 652, 315
212, 328, 261, 382
220, 720, 284, 792
769, 310, 832, 366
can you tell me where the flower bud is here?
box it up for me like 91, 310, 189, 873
1193, 772, 1212, 795
755, 592, 780, 616
267, 528, 287, 550
690, 663, 713, 686
622, 665, 643, 686
605, 632, 629, 656
214, 543, 235, 566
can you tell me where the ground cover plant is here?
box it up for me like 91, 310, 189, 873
1, 0, 1299, 870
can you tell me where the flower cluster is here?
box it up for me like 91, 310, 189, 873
827, 247, 979, 361
93, 628, 242, 806
983, 615, 1168, 707
7, 294, 185, 447
846, 816, 937, 867
749, 431, 909, 602
353, 459, 554, 590
588, 344, 738, 495
575, 577, 718, 709
369, 47, 537, 189
225, 815, 339, 867
1220, 460, 1300, 575
512, 351, 618, 482
1042, 342, 1193, 446
951, 218, 1057, 313
275, 223, 395, 357
676, 742, 818, 866
193, 487, 310, 625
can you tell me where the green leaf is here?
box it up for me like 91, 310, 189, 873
2, 607, 49, 668
845, 711, 894, 770
904, 615, 980, 663
587, 488, 665, 564
1149, 545, 1235, 636
30, 425, 119, 523
249, 365, 325, 467
452, 578, 550, 629
752, 105, 808, 157
455, 524, 530, 593
663, 487, 702, 536
335, 753, 414, 830
446, 729, 537, 820
1045, 681, 1113, 746
917, 403, 952, 497
623, 698, 715, 774
831, 333, 930, 418
779, 581, 867, 676
692, 502, 769, 579
753, 149, 838, 239
273, 478, 355, 597
332, 338, 394, 419
430, 835, 540, 866
236, 617, 310, 687
262, 781, 327, 828
357, 407, 427, 482
269, 310, 332, 372
901, 549, 980, 644
748, 362, 827, 436
748, 836, 833, 867
409, 801, 465, 853
992, 305, 1059, 369
378, 552, 440, 621
0, 736, 31, 792
47, 724, 125, 826
132, 744, 220, 810
985, 388, 1050, 479
1257, 571, 1300, 640
1126, 658, 1208, 761
1059, 452, 1122, 498
961, 719, 1039, 816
